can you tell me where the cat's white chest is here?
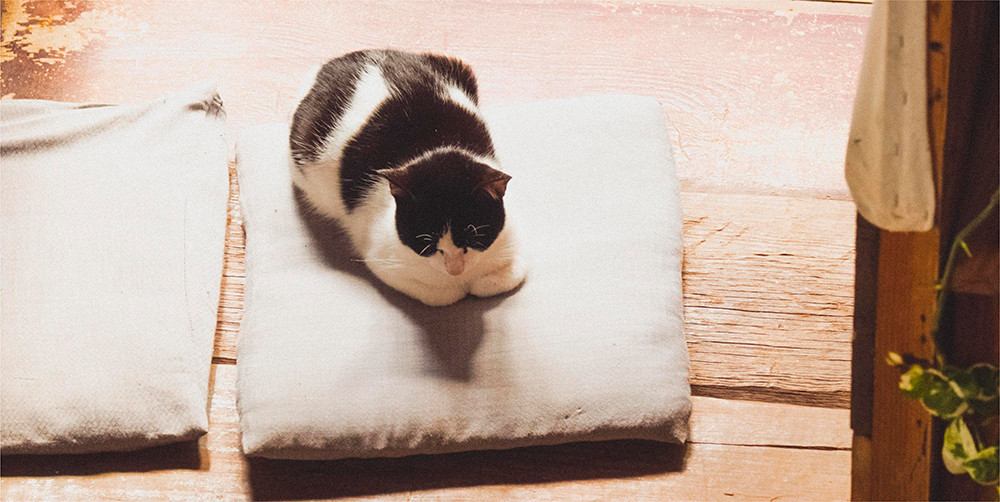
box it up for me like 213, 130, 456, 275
362, 205, 525, 307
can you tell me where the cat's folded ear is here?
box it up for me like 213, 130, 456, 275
377, 167, 415, 199
475, 169, 512, 200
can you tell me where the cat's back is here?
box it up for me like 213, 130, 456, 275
289, 50, 379, 167
289, 50, 483, 168
291, 50, 496, 214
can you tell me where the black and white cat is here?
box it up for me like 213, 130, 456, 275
289, 50, 525, 306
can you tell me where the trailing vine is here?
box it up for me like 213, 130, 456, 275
887, 188, 1000, 490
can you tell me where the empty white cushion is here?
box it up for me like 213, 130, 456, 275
0, 84, 229, 454
236, 95, 690, 460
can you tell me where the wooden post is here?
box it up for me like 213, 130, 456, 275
868, 230, 939, 500
850, 214, 879, 502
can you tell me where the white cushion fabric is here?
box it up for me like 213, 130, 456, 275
236, 95, 690, 460
0, 84, 229, 454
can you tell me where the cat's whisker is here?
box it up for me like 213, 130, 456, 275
352, 258, 403, 264
419, 243, 434, 255
466, 224, 490, 237
482, 257, 514, 263
370, 263, 405, 271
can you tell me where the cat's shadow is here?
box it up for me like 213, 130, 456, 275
294, 188, 517, 381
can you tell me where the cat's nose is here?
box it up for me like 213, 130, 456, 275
442, 249, 465, 276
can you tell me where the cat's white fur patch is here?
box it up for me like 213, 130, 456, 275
446, 85, 479, 114
364, 218, 523, 306
293, 64, 390, 220
399, 145, 501, 172
323, 65, 391, 164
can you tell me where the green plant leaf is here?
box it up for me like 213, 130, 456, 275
962, 447, 999, 486
921, 375, 968, 419
900, 365, 935, 400
943, 418, 979, 475
944, 366, 983, 400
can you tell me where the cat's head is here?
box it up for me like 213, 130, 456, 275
378, 149, 511, 277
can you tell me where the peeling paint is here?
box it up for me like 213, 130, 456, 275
1, 0, 136, 66
0, 0, 31, 63
774, 9, 798, 26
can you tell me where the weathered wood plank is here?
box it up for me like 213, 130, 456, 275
0, 364, 851, 502
682, 192, 855, 407
691, 395, 851, 449
212, 162, 244, 363
211, 192, 856, 407
1, 0, 867, 199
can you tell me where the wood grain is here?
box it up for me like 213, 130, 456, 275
0, 364, 851, 502
212, 161, 244, 362
926, 3, 998, 499
1, 0, 867, 200
212, 191, 856, 402
935, 0, 999, 298
682, 192, 855, 408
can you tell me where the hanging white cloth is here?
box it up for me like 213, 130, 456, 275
845, 0, 936, 231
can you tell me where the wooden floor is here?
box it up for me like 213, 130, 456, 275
1, 0, 869, 499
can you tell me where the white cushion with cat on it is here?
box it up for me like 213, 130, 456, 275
0, 84, 229, 454
236, 95, 689, 459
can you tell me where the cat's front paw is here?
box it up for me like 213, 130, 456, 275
470, 262, 526, 298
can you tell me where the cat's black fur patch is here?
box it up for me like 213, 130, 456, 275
339, 51, 495, 211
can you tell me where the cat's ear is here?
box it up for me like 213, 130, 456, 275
474, 169, 512, 200
377, 167, 414, 199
